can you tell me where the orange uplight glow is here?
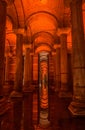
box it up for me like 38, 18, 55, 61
40, 0, 47, 4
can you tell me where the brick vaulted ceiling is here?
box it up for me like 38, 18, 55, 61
6, 0, 85, 52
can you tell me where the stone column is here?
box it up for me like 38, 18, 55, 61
54, 48, 60, 92
30, 53, 33, 85
23, 89, 34, 130
5, 56, 10, 83
23, 49, 34, 130
38, 52, 50, 128
0, 1, 7, 96
23, 48, 31, 91
11, 34, 23, 97
68, 0, 85, 115
5, 54, 16, 85
59, 34, 71, 97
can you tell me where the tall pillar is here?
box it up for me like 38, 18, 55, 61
23, 89, 34, 130
68, 0, 85, 115
23, 49, 34, 130
5, 53, 16, 85
54, 48, 60, 92
0, 1, 7, 96
59, 34, 71, 97
23, 48, 31, 91
30, 53, 33, 85
38, 52, 50, 128
11, 34, 23, 97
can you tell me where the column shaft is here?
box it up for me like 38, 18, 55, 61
68, 0, 85, 115
23, 91, 34, 130
38, 52, 50, 128
59, 34, 70, 97
0, 1, 7, 96
54, 48, 60, 92
10, 34, 23, 97
24, 48, 31, 91
14, 34, 23, 92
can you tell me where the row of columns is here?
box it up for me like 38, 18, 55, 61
1, 1, 85, 130
0, 2, 34, 130
54, 0, 85, 116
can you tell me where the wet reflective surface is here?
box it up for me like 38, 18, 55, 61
2, 87, 85, 130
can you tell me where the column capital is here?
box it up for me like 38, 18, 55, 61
24, 44, 32, 49
57, 27, 71, 36
13, 28, 25, 35
1, 0, 14, 5
53, 44, 61, 49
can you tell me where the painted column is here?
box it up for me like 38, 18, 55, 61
59, 34, 70, 97
68, 0, 85, 115
0, 1, 7, 96
38, 52, 50, 128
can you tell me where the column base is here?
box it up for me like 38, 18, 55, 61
37, 125, 52, 130
10, 91, 23, 98
39, 119, 50, 128
68, 100, 85, 116
59, 91, 72, 98
23, 86, 34, 93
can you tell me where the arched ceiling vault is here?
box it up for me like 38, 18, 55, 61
7, 0, 65, 29
6, 0, 85, 53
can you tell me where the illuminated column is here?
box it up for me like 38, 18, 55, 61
11, 34, 23, 97
59, 34, 70, 97
68, 0, 85, 115
0, 1, 7, 96
23, 48, 31, 91
38, 52, 50, 128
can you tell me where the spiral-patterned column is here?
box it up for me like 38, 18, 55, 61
38, 51, 50, 128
